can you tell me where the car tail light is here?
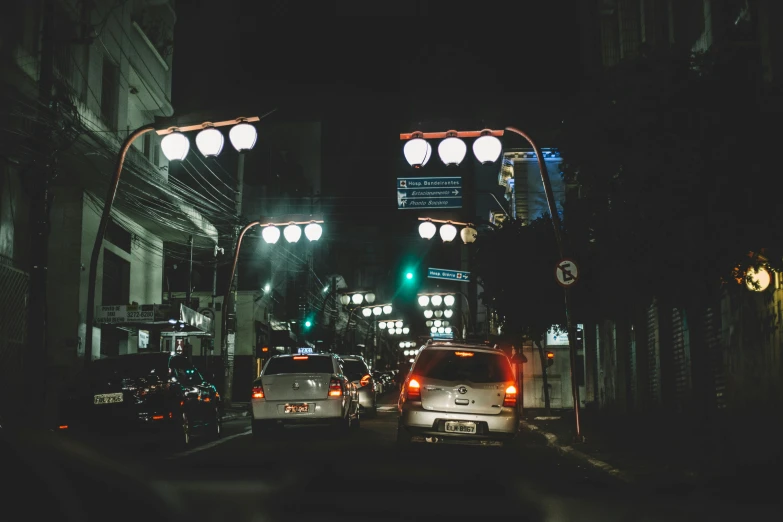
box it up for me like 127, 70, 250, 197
360, 374, 371, 387
252, 384, 265, 399
329, 378, 343, 397
503, 385, 517, 407
406, 378, 421, 400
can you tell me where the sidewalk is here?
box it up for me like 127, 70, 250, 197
521, 407, 783, 489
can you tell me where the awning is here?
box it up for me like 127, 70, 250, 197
95, 304, 213, 336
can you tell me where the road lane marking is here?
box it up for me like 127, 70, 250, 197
168, 427, 252, 459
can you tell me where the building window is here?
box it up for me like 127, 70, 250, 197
100, 55, 119, 129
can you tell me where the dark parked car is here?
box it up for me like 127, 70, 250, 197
61, 353, 222, 447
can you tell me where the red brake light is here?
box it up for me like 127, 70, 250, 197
503, 385, 517, 407
360, 374, 371, 387
293, 356, 308, 360
329, 378, 343, 397
406, 378, 421, 400
252, 385, 265, 399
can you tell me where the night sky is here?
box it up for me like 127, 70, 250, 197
171, 1, 583, 291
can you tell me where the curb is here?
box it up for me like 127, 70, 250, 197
521, 420, 634, 483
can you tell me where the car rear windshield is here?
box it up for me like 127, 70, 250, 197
264, 356, 334, 375
341, 359, 369, 380
90, 356, 168, 382
413, 349, 514, 383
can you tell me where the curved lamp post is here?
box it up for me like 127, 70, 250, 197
401, 127, 583, 441
83, 115, 260, 369
222, 219, 324, 358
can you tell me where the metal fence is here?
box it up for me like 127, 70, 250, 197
0, 261, 29, 422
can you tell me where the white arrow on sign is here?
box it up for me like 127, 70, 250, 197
555, 259, 579, 287
452, 189, 459, 195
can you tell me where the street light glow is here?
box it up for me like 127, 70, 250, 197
364, 293, 376, 304
418, 295, 430, 307
195, 127, 225, 157
304, 222, 323, 241
418, 220, 437, 240
403, 137, 432, 168
262, 225, 280, 244
472, 134, 503, 164
439, 223, 457, 242
444, 309, 453, 318
431, 295, 443, 307
362, 308, 372, 317
378, 322, 386, 329
444, 295, 455, 307
351, 293, 363, 305
438, 136, 467, 165
160, 132, 190, 161
372, 306, 382, 316
228, 122, 258, 151
383, 305, 392, 314
283, 224, 301, 243
424, 310, 433, 319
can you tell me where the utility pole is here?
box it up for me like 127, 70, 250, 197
224, 153, 245, 405
186, 235, 193, 308
27, 0, 56, 427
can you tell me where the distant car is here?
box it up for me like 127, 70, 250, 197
61, 353, 222, 447
397, 341, 519, 447
250, 353, 359, 436
340, 355, 377, 417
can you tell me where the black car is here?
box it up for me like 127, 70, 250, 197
62, 352, 222, 447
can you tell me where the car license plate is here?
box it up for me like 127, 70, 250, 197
284, 403, 308, 413
445, 421, 477, 434
94, 392, 123, 405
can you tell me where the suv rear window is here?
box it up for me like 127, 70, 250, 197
341, 359, 369, 380
414, 349, 514, 383
264, 356, 334, 375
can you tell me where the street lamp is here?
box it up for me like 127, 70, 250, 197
84, 115, 260, 368
401, 126, 583, 441
417, 217, 476, 244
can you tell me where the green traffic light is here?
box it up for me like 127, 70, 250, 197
305, 321, 312, 327
406, 272, 413, 280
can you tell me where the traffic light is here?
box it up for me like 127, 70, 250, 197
304, 320, 312, 328
546, 351, 554, 367
405, 271, 413, 280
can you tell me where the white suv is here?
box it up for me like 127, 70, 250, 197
397, 341, 519, 446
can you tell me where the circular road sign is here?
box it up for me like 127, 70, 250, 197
555, 259, 579, 287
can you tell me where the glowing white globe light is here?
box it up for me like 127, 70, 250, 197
430, 326, 437, 333
229, 123, 257, 152
424, 310, 433, 319
362, 308, 372, 317
395, 328, 402, 335
746, 266, 771, 292
404, 350, 409, 356
283, 224, 301, 243
364, 293, 376, 304
434, 320, 442, 328
383, 305, 392, 314
442, 321, 449, 327
419, 220, 436, 240
426, 320, 433, 327
431, 295, 443, 307
472, 135, 502, 164
395, 321, 403, 328
399, 342, 405, 348
418, 295, 430, 307
261, 225, 280, 244
161, 132, 190, 161
402, 327, 409, 334
372, 307, 382, 316
445, 327, 452, 334
438, 136, 467, 165
351, 293, 363, 305
460, 226, 477, 244
444, 295, 455, 307
340, 295, 351, 305
434, 310, 443, 318
403, 138, 432, 168
406, 342, 412, 348
379, 322, 386, 329
439, 223, 457, 242
195, 128, 224, 157
409, 358, 414, 363
304, 222, 323, 241
437, 327, 445, 333
444, 309, 453, 318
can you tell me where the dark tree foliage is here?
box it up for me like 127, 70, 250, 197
474, 216, 565, 342
556, 45, 780, 319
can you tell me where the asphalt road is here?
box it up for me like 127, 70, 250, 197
12, 397, 780, 522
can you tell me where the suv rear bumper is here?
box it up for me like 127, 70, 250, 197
400, 403, 518, 437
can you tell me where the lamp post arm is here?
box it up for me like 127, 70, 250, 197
84, 125, 155, 369
221, 220, 261, 355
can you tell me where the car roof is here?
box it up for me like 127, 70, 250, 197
271, 353, 334, 358
423, 341, 502, 354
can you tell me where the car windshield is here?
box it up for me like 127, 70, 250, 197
342, 360, 369, 380
264, 356, 333, 375
414, 350, 514, 383
89, 356, 168, 382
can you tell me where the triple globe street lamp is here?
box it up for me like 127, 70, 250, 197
84, 115, 261, 368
